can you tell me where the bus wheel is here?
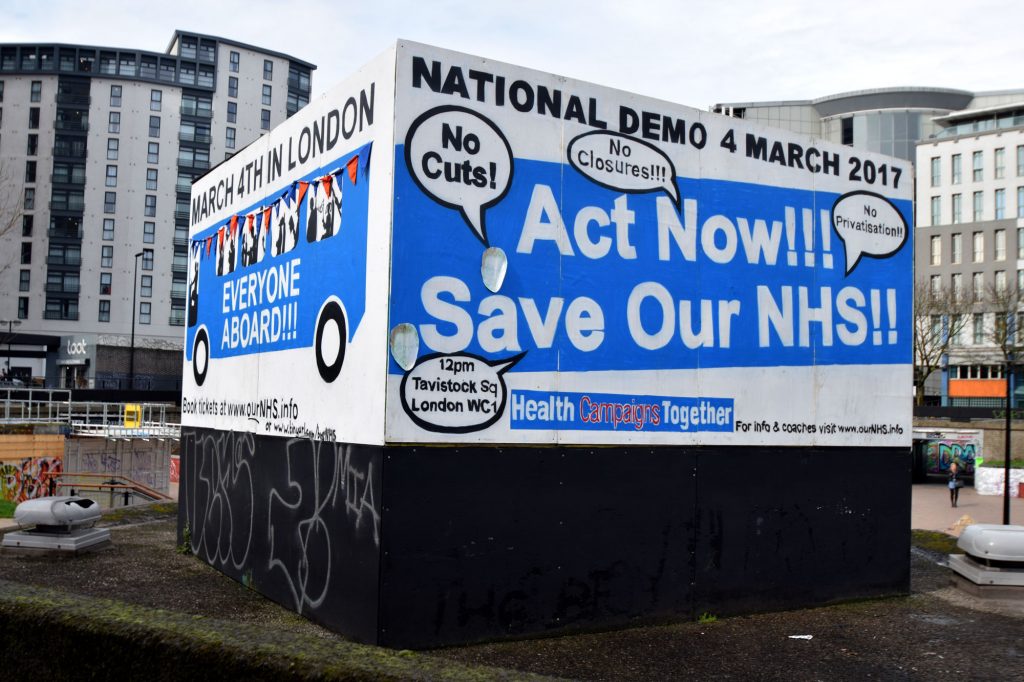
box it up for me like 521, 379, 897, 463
315, 300, 347, 382
193, 327, 210, 386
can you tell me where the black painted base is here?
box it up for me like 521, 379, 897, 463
179, 429, 910, 648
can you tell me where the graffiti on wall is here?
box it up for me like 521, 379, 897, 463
0, 457, 63, 502
925, 439, 978, 474
181, 431, 380, 617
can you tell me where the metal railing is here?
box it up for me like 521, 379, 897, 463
1, 388, 72, 423
1, 390, 180, 442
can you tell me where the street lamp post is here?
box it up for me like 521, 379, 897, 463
1005, 359, 1014, 525
0, 319, 22, 381
129, 251, 143, 390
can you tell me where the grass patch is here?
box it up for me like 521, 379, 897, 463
911, 529, 961, 555
977, 458, 1024, 469
0, 499, 15, 518
697, 612, 717, 624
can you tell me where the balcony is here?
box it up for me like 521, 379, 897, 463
169, 312, 186, 326
48, 227, 83, 239
179, 131, 212, 144
171, 262, 188, 274
173, 234, 189, 247
52, 146, 87, 159
175, 181, 193, 194
43, 310, 79, 321
50, 200, 85, 212
45, 282, 81, 294
179, 104, 213, 119
170, 283, 187, 299
287, 75, 311, 92
46, 255, 82, 267
55, 93, 90, 106
51, 173, 86, 186
54, 120, 89, 132
173, 209, 190, 222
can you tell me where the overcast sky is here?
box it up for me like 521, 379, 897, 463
1, 0, 1021, 108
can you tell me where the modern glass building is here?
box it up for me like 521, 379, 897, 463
0, 31, 314, 390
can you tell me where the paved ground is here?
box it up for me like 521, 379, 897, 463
911, 475, 1024, 534
1, 480, 1023, 680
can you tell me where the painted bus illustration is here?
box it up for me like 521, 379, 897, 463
185, 145, 371, 387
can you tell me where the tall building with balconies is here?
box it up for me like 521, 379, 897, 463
0, 31, 314, 390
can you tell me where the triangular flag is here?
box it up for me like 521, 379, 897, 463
218, 227, 224, 246
247, 213, 255, 234
262, 205, 272, 228
358, 142, 372, 178
320, 175, 333, 194
229, 215, 238, 237
297, 181, 309, 203
346, 154, 359, 184
205, 236, 212, 256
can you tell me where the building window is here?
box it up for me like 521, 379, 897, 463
930, 274, 941, 296
1018, 146, 1024, 177
21, 242, 30, 264
262, 84, 272, 105
995, 148, 1006, 179
101, 245, 113, 268
930, 157, 940, 187
30, 80, 41, 102
973, 150, 983, 182
951, 193, 961, 224
105, 164, 117, 187
1019, 269, 1024, 292
140, 275, 152, 298
995, 229, 1006, 260
261, 109, 270, 130
973, 313, 985, 344
103, 191, 116, 213
150, 89, 162, 111
142, 249, 153, 271
952, 154, 961, 184
973, 191, 983, 221
24, 160, 35, 183
23, 188, 34, 210
973, 272, 984, 302
100, 272, 112, 295
27, 134, 37, 156
102, 218, 114, 240
143, 221, 155, 243
107, 138, 118, 160
28, 107, 39, 129
140, 302, 151, 325
147, 142, 159, 164
263, 59, 273, 80
993, 188, 1006, 220
951, 233, 962, 264
149, 115, 160, 137
929, 196, 940, 225
19, 270, 29, 292
227, 101, 237, 123
17, 297, 28, 319
108, 111, 120, 133
110, 84, 121, 107
225, 127, 236, 149
996, 270, 1007, 292
228, 76, 238, 98
930, 235, 941, 265
98, 300, 110, 323
229, 51, 239, 72
144, 195, 156, 217
1019, 187, 1024, 218
146, 168, 158, 191
972, 232, 984, 263
951, 272, 963, 297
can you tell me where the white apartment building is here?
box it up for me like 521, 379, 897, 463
0, 31, 313, 390
916, 103, 1024, 406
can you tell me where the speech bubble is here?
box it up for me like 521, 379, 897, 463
400, 351, 524, 433
831, 190, 908, 275
567, 131, 680, 209
405, 106, 514, 247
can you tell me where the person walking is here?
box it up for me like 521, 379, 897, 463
948, 460, 962, 508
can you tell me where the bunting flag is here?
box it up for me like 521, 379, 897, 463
186, 142, 372, 271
